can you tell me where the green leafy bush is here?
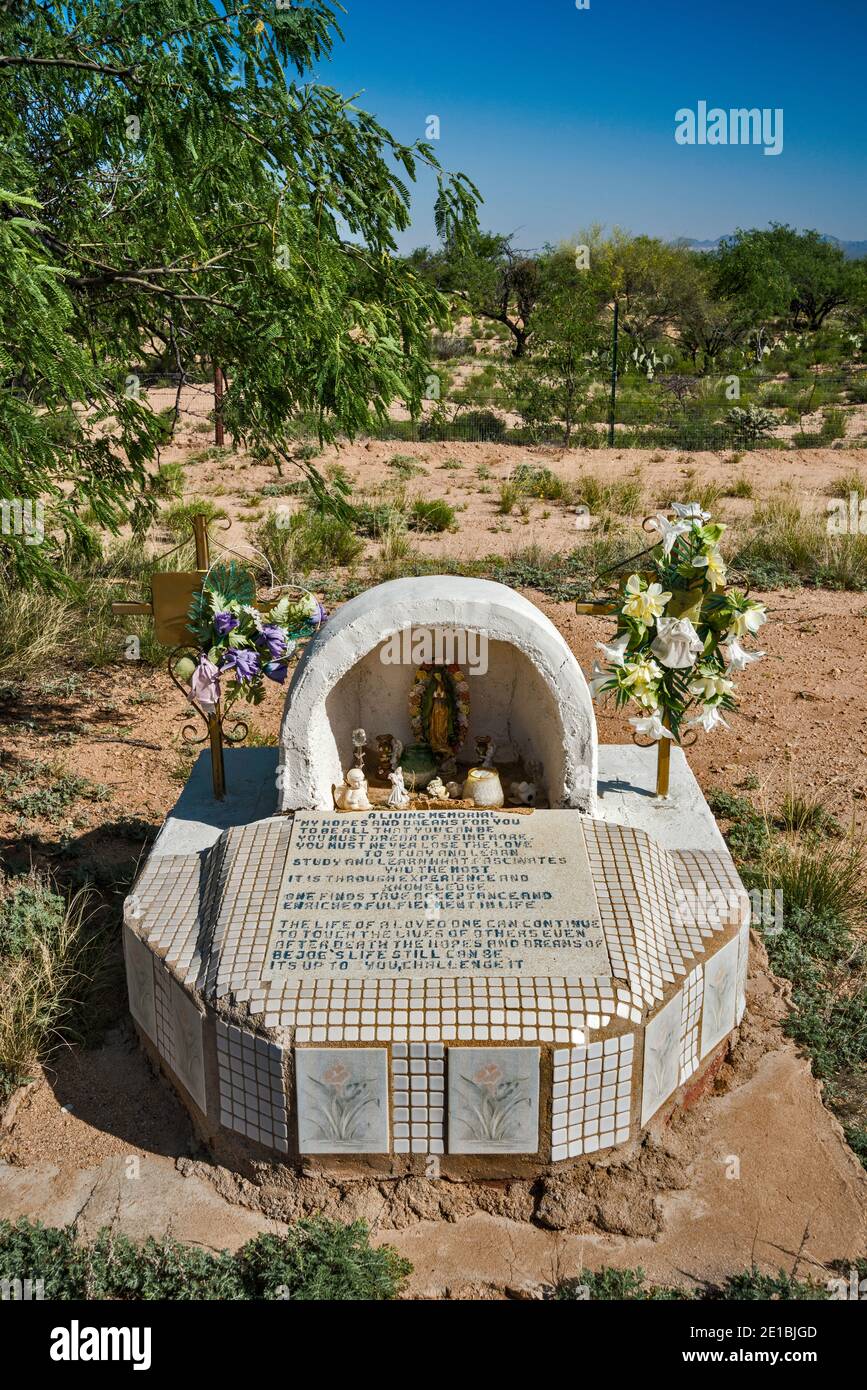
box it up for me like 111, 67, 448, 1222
0, 1218, 410, 1301
408, 498, 455, 532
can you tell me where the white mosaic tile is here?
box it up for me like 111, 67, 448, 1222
736, 920, 750, 1025
551, 1035, 633, 1160
217, 1020, 288, 1152
448, 1047, 540, 1154
296, 1048, 389, 1154
679, 965, 704, 1083
123, 924, 156, 1042
391, 1042, 445, 1155
700, 935, 739, 1058
641, 990, 682, 1125
169, 977, 207, 1113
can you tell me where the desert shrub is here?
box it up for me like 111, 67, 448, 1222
0, 1218, 410, 1301
829, 470, 867, 504
430, 332, 473, 360
3, 760, 110, 824
730, 493, 867, 590
0, 872, 101, 1100
510, 464, 573, 503
386, 454, 427, 478
149, 462, 186, 499
575, 474, 643, 517
821, 408, 847, 441
715, 788, 867, 1133
847, 376, 867, 404
555, 1265, 828, 1300
498, 481, 520, 515
726, 404, 779, 444
256, 509, 363, 575
162, 498, 227, 539
777, 792, 841, 838
408, 498, 455, 532
725, 475, 755, 499
422, 409, 506, 442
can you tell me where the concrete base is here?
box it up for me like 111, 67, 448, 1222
154, 743, 724, 859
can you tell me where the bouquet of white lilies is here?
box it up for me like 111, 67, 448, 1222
588, 503, 766, 742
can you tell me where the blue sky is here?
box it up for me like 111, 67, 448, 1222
316, 0, 867, 252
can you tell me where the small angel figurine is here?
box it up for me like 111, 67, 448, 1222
387, 767, 410, 809
474, 735, 496, 769
426, 776, 448, 799
334, 767, 372, 811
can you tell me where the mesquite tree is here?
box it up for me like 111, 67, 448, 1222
0, 1, 479, 588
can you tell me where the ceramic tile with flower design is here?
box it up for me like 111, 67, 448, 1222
701, 934, 739, 1057
296, 1048, 389, 1153
448, 1047, 540, 1154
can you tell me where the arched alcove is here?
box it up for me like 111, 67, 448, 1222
278, 577, 598, 812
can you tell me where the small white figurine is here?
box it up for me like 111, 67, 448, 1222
426, 776, 447, 799
387, 767, 410, 809
474, 735, 496, 769
334, 767, 372, 811
509, 780, 537, 806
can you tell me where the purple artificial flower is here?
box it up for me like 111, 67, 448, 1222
257, 623, 288, 660
219, 647, 260, 683
263, 660, 289, 684
213, 611, 239, 637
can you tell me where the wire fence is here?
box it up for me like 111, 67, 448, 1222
137, 368, 867, 453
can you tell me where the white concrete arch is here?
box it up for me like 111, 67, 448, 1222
278, 576, 598, 812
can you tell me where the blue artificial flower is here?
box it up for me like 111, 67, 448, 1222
213, 611, 239, 637
219, 647, 260, 683
257, 622, 288, 660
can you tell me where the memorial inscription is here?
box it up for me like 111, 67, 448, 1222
264, 810, 609, 980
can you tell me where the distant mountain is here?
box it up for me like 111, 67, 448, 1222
678, 234, 867, 259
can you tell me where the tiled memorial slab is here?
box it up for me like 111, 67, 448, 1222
264, 810, 610, 982
641, 990, 682, 1125
169, 976, 207, 1112
126, 810, 745, 1044
391, 1043, 445, 1155
296, 1047, 389, 1154
216, 1021, 288, 1151
551, 1036, 633, 1160
448, 1047, 540, 1154
679, 965, 704, 1083
736, 920, 750, 1025
123, 924, 156, 1042
700, 934, 739, 1059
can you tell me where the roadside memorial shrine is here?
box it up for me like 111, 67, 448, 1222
123, 522, 765, 1176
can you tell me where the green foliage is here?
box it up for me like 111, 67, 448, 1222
408, 498, 455, 532
0, 2, 478, 590
162, 499, 228, 539
555, 1264, 829, 1300
556, 1267, 681, 1300
0, 872, 103, 1100
257, 510, 364, 576
725, 404, 779, 444
0, 1218, 410, 1301
713, 786, 867, 1145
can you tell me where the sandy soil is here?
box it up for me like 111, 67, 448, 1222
1, 584, 865, 864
